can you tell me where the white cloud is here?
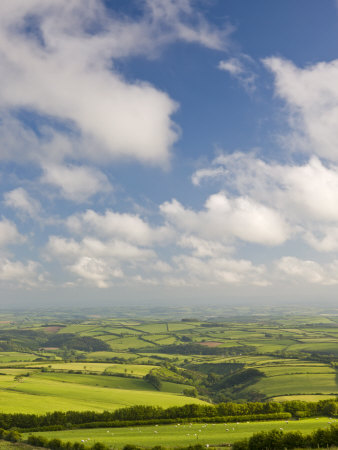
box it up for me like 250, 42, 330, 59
69, 256, 123, 289
171, 254, 268, 286
161, 192, 289, 246
41, 163, 111, 202
263, 57, 338, 161
192, 152, 338, 252
0, 258, 42, 287
0, 0, 230, 168
218, 55, 256, 91
144, 0, 231, 51
275, 256, 338, 285
46, 234, 156, 287
66, 209, 174, 245
0, 219, 25, 247
304, 227, 338, 252
47, 236, 155, 262
178, 235, 234, 258
219, 58, 244, 76
4, 188, 40, 217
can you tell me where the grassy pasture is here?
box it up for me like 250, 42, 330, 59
0, 374, 206, 413
272, 394, 338, 402
250, 373, 338, 398
0, 352, 40, 363
58, 325, 97, 334
1, 313, 338, 416
260, 364, 335, 377
31, 363, 157, 376
33, 373, 156, 391
109, 328, 144, 336
287, 342, 338, 355
107, 336, 154, 350
86, 351, 137, 360
32, 372, 192, 394
23, 418, 336, 448
131, 324, 168, 334
152, 336, 177, 345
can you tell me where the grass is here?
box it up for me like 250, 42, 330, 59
1, 314, 338, 422
23, 418, 336, 448
0, 373, 207, 413
250, 373, 338, 397
33, 373, 157, 390
31, 363, 157, 376
272, 395, 338, 402
0, 353, 40, 363
32, 372, 192, 394
287, 342, 338, 355
107, 336, 154, 350
86, 351, 137, 360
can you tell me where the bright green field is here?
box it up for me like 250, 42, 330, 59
0, 374, 206, 413
0, 352, 40, 363
30, 372, 192, 394
287, 342, 338, 355
251, 373, 338, 397
33, 363, 156, 376
86, 351, 137, 360
260, 364, 335, 376
272, 395, 338, 402
24, 418, 336, 448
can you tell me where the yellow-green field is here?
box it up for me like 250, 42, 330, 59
24, 418, 336, 448
0, 313, 338, 424
0, 371, 206, 413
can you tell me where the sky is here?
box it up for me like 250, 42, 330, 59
1, 0, 338, 307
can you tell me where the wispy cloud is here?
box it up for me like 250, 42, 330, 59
218, 54, 257, 92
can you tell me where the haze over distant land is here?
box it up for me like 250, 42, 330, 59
1, 1, 338, 306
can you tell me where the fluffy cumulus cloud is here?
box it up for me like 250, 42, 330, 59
66, 209, 174, 245
43, 203, 273, 288
41, 163, 111, 202
69, 256, 123, 289
192, 152, 338, 251
0, 258, 43, 288
170, 254, 268, 286
275, 257, 338, 286
0, 0, 229, 171
263, 57, 338, 161
4, 188, 40, 217
161, 193, 289, 246
46, 229, 160, 288
0, 218, 25, 247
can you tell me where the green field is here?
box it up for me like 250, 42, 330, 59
250, 373, 338, 398
24, 418, 336, 448
272, 394, 338, 402
0, 307, 338, 450
31, 363, 157, 376
0, 352, 44, 363
0, 371, 206, 413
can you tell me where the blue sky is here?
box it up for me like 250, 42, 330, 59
1, 0, 338, 306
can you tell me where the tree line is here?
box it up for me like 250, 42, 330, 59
0, 399, 336, 431
233, 424, 338, 449
4, 425, 338, 450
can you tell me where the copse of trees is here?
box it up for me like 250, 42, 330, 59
143, 372, 162, 390
28, 435, 205, 450
233, 424, 338, 449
